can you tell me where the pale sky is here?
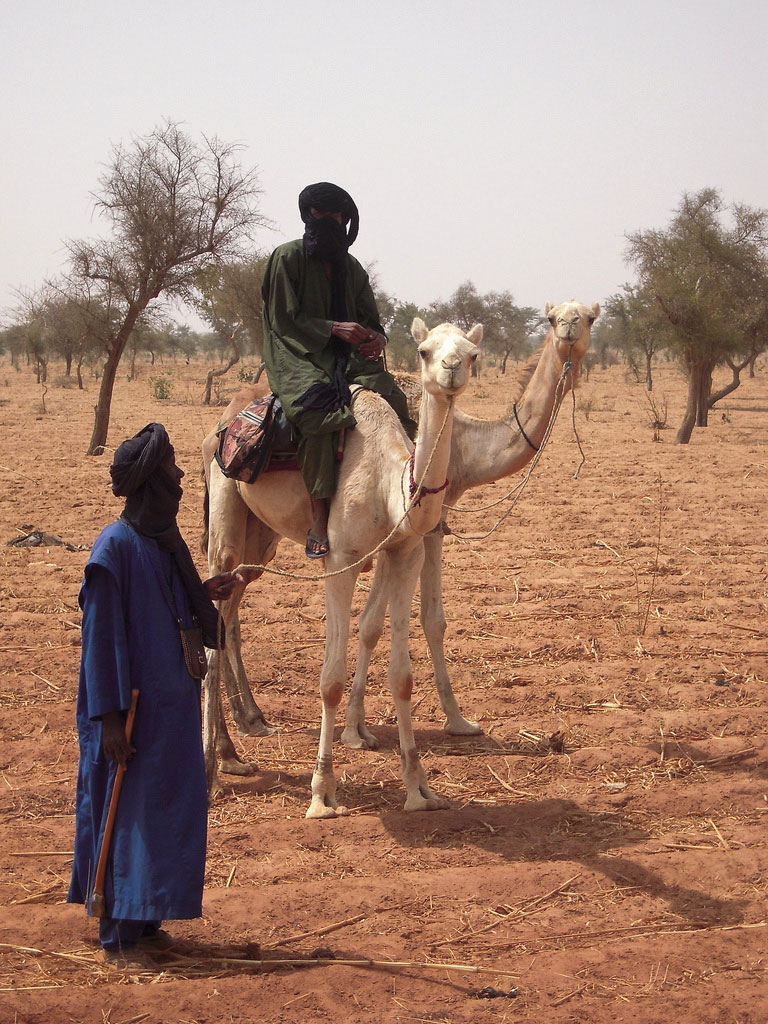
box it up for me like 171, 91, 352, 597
2, 0, 766, 324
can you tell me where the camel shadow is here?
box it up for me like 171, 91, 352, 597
376, 799, 746, 928
215, 766, 312, 801
330, 723, 517, 755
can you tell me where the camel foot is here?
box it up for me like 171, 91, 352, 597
237, 718, 278, 738
404, 787, 450, 813
206, 776, 224, 803
443, 715, 483, 737
305, 799, 350, 820
219, 758, 258, 777
340, 722, 380, 750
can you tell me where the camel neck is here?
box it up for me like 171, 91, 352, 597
447, 336, 577, 499
411, 392, 455, 502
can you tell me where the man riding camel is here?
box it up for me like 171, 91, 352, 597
261, 182, 416, 558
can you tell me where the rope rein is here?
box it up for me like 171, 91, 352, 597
445, 349, 583, 542
220, 347, 585, 579
231, 398, 455, 583
408, 450, 449, 505
512, 402, 540, 452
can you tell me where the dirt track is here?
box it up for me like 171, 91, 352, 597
1, 356, 767, 1023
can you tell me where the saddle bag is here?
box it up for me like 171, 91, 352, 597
215, 395, 277, 484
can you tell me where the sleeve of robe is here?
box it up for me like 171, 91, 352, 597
79, 564, 133, 721
262, 246, 334, 357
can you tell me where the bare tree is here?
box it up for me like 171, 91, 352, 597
65, 121, 267, 454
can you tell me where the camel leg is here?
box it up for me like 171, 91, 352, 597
341, 556, 391, 750
306, 567, 357, 819
203, 649, 226, 798
387, 546, 449, 813
209, 644, 265, 776
208, 469, 278, 736
421, 531, 482, 736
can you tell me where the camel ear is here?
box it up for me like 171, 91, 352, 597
590, 302, 601, 322
467, 323, 483, 347
544, 302, 554, 317
411, 318, 428, 343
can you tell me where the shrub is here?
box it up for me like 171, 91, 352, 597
149, 374, 173, 401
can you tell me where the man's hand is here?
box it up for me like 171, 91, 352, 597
333, 322, 386, 359
101, 712, 135, 768
358, 330, 387, 360
332, 321, 370, 345
203, 571, 244, 601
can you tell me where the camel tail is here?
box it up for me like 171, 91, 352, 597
200, 461, 210, 556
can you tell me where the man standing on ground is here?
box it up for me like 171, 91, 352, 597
68, 422, 240, 967
261, 181, 417, 558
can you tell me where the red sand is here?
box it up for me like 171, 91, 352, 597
1, 358, 767, 1023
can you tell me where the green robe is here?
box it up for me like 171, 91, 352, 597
262, 239, 415, 499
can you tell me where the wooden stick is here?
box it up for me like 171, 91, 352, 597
89, 689, 139, 917
265, 899, 413, 949
0, 942, 94, 965
10, 851, 74, 857
172, 954, 519, 977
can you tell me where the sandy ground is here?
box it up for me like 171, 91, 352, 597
0, 352, 767, 1024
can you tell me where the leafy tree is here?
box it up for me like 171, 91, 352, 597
385, 301, 432, 370
625, 189, 768, 443
61, 121, 266, 454
430, 281, 486, 334
168, 324, 198, 364
603, 286, 672, 390
430, 281, 543, 375
194, 255, 268, 403
483, 297, 542, 374
9, 298, 48, 382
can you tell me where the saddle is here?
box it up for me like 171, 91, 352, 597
215, 388, 359, 486
214, 395, 299, 484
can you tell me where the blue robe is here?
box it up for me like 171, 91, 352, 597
68, 520, 207, 921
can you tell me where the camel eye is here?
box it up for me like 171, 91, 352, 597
588, 316, 595, 325
419, 347, 428, 360
471, 353, 478, 362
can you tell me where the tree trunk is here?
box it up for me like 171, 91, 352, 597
708, 367, 742, 408
695, 362, 714, 427
65, 353, 73, 376
203, 325, 242, 404
87, 347, 123, 454
77, 355, 85, 390
500, 351, 509, 375
675, 360, 700, 444
645, 351, 653, 391
87, 312, 142, 454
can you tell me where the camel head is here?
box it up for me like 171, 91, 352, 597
544, 300, 600, 362
411, 319, 482, 398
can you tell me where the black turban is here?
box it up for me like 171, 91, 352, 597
110, 422, 223, 649
298, 182, 359, 246
111, 421, 173, 497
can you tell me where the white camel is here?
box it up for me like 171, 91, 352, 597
203, 318, 482, 816
340, 299, 600, 748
